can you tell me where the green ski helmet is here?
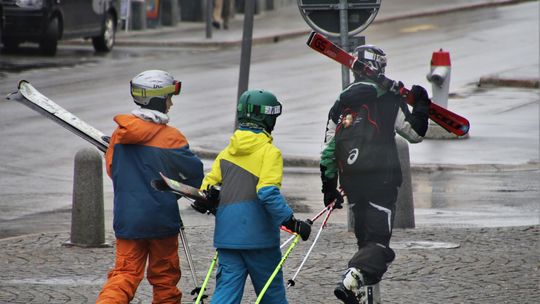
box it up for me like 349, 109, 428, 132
237, 89, 282, 133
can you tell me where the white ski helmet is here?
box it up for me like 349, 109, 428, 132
130, 70, 181, 112
354, 44, 387, 75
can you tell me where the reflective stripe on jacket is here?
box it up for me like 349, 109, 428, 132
202, 129, 293, 249
105, 114, 204, 239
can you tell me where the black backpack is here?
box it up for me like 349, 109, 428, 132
334, 102, 383, 174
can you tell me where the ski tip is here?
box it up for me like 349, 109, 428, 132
460, 123, 470, 135
306, 31, 316, 45
17, 80, 30, 89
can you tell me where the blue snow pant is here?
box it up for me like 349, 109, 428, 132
210, 247, 288, 304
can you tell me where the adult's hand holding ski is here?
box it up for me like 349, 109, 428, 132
6, 80, 110, 152
306, 32, 470, 136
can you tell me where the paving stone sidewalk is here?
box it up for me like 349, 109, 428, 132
1, 224, 538, 303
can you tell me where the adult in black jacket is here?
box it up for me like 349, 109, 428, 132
320, 45, 430, 304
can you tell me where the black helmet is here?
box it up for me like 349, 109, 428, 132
237, 89, 282, 133
355, 44, 387, 76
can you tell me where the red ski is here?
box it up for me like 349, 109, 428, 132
306, 32, 470, 136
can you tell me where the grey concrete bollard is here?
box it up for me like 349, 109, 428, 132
64, 148, 108, 248
130, 0, 147, 30
394, 136, 415, 228
161, 0, 180, 26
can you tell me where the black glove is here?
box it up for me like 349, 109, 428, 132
282, 216, 312, 241
191, 199, 216, 215
323, 187, 343, 209
190, 185, 220, 215
410, 85, 431, 108
321, 165, 343, 209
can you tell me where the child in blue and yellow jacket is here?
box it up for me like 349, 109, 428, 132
194, 90, 311, 304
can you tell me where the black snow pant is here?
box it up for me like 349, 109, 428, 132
346, 185, 398, 285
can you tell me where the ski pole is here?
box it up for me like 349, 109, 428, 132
280, 234, 296, 249
178, 226, 207, 303
306, 203, 332, 225
195, 251, 218, 304
255, 234, 301, 304
279, 204, 331, 249
287, 202, 336, 288
192, 228, 295, 303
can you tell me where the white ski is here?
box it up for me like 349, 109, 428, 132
6, 80, 109, 152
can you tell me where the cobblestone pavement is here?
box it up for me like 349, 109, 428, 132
1, 224, 538, 303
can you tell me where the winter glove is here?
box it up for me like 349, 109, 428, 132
282, 216, 312, 241
191, 199, 217, 215
321, 165, 343, 209
190, 185, 220, 215
410, 85, 431, 108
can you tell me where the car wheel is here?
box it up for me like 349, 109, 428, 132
39, 17, 59, 56
92, 13, 115, 52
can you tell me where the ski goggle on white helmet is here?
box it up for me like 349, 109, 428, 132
130, 70, 181, 105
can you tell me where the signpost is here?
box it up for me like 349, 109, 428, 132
297, 0, 381, 37
297, 0, 381, 87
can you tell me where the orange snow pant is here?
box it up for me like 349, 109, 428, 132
96, 234, 182, 304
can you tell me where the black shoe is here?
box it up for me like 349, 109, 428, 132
334, 283, 360, 304
212, 21, 221, 29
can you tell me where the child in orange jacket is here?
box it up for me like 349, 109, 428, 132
97, 70, 203, 304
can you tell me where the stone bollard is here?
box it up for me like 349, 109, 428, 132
161, 0, 180, 26
64, 148, 109, 248
394, 137, 415, 228
130, 0, 147, 30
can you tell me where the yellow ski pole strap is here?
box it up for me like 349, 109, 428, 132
255, 234, 301, 304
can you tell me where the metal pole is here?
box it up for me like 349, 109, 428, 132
179, 227, 202, 294
125, 0, 131, 32
206, 0, 213, 39
339, 0, 350, 89
339, 0, 354, 232
235, 0, 255, 130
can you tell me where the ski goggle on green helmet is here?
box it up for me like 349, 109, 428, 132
237, 89, 282, 132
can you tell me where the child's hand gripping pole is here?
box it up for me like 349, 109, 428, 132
286, 201, 337, 288
279, 202, 333, 249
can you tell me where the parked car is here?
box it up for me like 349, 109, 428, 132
0, 0, 119, 55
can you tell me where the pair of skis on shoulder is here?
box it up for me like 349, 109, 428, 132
306, 32, 470, 137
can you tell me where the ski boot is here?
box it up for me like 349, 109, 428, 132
334, 267, 365, 304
